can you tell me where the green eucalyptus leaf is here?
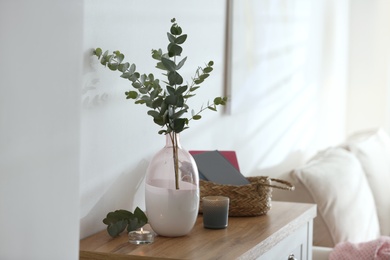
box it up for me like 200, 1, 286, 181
107, 54, 114, 63
193, 115, 202, 120
129, 74, 138, 82
120, 72, 131, 79
166, 86, 175, 95
158, 130, 167, 135
203, 67, 213, 73
161, 57, 176, 72
183, 94, 195, 99
177, 95, 184, 107
140, 74, 147, 84
139, 87, 148, 94
129, 64, 136, 74
190, 86, 200, 92
170, 24, 182, 35
172, 109, 187, 119
108, 63, 118, 71
150, 88, 160, 100
152, 96, 164, 108
160, 100, 168, 114
172, 118, 187, 132
165, 95, 177, 105
141, 95, 151, 102
117, 53, 125, 63
147, 110, 160, 118
176, 85, 188, 95
107, 220, 127, 237
176, 27, 182, 35
167, 33, 176, 43
168, 43, 182, 57
127, 218, 140, 232
100, 57, 107, 66
176, 57, 187, 70
103, 212, 117, 225
118, 209, 133, 219
155, 61, 167, 71
208, 105, 217, 111
168, 71, 183, 85
194, 79, 203, 84
103, 210, 134, 237
118, 62, 130, 72
125, 91, 138, 99
153, 116, 165, 126
132, 82, 142, 89
134, 207, 148, 226
94, 48, 102, 57
199, 74, 209, 80
175, 34, 187, 44
151, 49, 163, 60
214, 97, 222, 105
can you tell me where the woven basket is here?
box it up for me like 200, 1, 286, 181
199, 176, 294, 217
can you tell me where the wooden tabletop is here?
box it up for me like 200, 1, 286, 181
80, 201, 316, 260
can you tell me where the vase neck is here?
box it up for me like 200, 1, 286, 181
165, 133, 182, 149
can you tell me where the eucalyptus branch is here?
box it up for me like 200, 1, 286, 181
92, 18, 228, 190
189, 96, 228, 122
102, 207, 148, 238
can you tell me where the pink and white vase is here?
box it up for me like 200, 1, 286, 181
145, 133, 199, 237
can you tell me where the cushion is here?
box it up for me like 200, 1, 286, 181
346, 128, 390, 236
292, 147, 380, 247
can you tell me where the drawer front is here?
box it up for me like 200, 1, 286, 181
257, 221, 313, 260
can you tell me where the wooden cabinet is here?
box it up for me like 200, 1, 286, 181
80, 201, 316, 260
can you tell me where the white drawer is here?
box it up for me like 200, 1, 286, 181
257, 220, 313, 260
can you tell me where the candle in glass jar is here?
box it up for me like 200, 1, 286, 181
128, 227, 154, 244
202, 196, 229, 229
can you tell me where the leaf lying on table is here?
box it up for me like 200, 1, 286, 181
102, 207, 148, 238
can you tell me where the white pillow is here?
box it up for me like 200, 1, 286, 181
292, 147, 380, 247
347, 128, 390, 236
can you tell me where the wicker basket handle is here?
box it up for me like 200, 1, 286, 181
262, 178, 295, 191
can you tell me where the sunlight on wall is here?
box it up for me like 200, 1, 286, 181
347, 0, 390, 136
229, 0, 332, 175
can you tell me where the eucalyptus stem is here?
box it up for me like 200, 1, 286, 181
92, 18, 227, 191
169, 132, 180, 190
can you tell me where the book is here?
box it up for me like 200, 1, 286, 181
189, 150, 240, 171
192, 150, 250, 185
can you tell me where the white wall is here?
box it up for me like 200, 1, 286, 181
0, 0, 83, 259
347, 0, 390, 135
229, 0, 349, 177
81, 0, 349, 238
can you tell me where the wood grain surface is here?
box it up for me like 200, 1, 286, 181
80, 201, 316, 260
